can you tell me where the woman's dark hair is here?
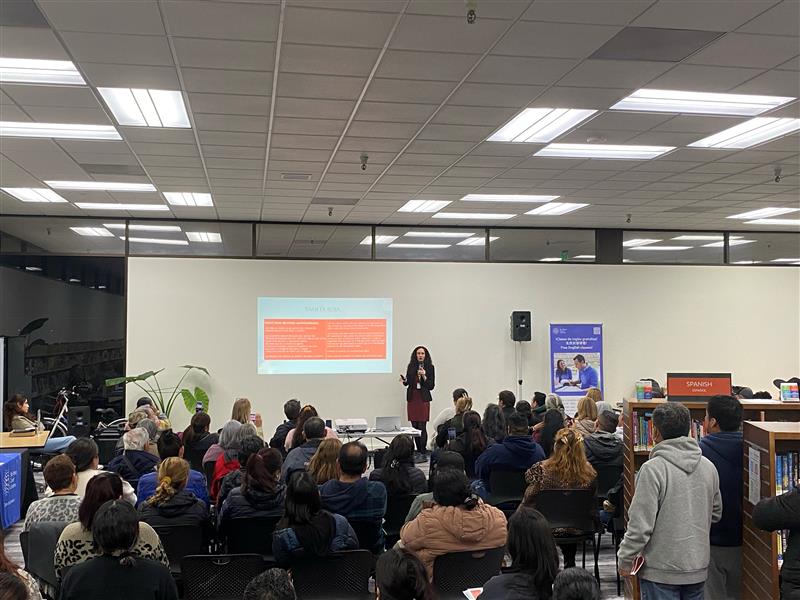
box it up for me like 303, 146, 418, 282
406, 346, 433, 370
0, 571, 27, 600
243, 448, 282, 496
375, 548, 435, 600
66, 437, 99, 472
460, 410, 488, 457
279, 471, 321, 528
0, 529, 20, 578
79, 472, 124, 530
432, 467, 477, 510
92, 500, 140, 567
182, 412, 211, 446
507, 507, 559, 594
540, 409, 565, 457
553, 567, 600, 600
482, 404, 506, 443
238, 435, 265, 467
515, 400, 534, 426
290, 405, 319, 450
380, 435, 415, 496
3, 394, 30, 430
452, 388, 468, 401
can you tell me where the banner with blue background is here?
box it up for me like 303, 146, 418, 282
549, 324, 604, 401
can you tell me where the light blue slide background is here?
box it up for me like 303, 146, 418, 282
257, 297, 393, 374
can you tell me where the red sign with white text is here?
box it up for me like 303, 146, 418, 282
667, 373, 732, 399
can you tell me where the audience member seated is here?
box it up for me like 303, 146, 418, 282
284, 405, 338, 452
474, 412, 545, 498
531, 392, 547, 424
117, 410, 159, 455
3, 394, 75, 454
282, 417, 327, 480
136, 429, 210, 507
243, 568, 297, 600
219, 448, 285, 526
482, 403, 506, 445
64, 438, 136, 504
434, 395, 472, 449
515, 400, 535, 429
231, 397, 264, 438
445, 410, 489, 479
400, 468, 507, 580
754, 482, 800, 600
106, 428, 160, 490
524, 429, 597, 569
272, 471, 359, 567
215, 434, 265, 508
544, 394, 566, 417
428, 388, 467, 451
24, 455, 80, 531
585, 387, 602, 406
319, 442, 387, 550
58, 500, 178, 600
533, 409, 565, 458
137, 415, 163, 457
584, 410, 623, 470
369, 434, 427, 496
405, 452, 465, 523
552, 567, 600, 600
571, 396, 597, 439
0, 530, 42, 600
498, 390, 516, 423
375, 548, 435, 600
181, 412, 218, 470
269, 399, 302, 456
138, 457, 208, 528
202, 419, 242, 467
307, 438, 343, 485
55, 473, 168, 578
210, 423, 258, 501
479, 506, 559, 600
135, 397, 171, 431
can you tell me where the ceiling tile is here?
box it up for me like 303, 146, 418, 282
391, 14, 511, 54
687, 33, 800, 69
365, 78, 454, 103
633, 0, 775, 31
557, 59, 674, 88
181, 68, 272, 94
377, 50, 477, 82
281, 44, 380, 76
163, 1, 279, 40
189, 93, 268, 116
25, 106, 111, 125
60, 32, 174, 65
355, 101, 435, 123
173, 38, 276, 70
732, 69, 800, 96
194, 114, 268, 133
2, 85, 100, 108
646, 64, 766, 91
275, 97, 354, 119
448, 83, 546, 108
284, 5, 398, 48
433, 105, 516, 127
0, 25, 71, 59
494, 21, 621, 59
272, 117, 344, 136
38, 0, 165, 35
80, 63, 180, 88
469, 56, 577, 85
279, 73, 364, 100
522, 1, 652, 25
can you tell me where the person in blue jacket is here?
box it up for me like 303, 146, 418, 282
136, 429, 209, 507
699, 394, 743, 600
569, 354, 599, 390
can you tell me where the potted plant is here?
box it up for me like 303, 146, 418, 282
105, 365, 210, 418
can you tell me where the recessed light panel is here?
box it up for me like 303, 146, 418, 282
727, 207, 798, 220
360, 235, 398, 245
0, 58, 85, 85
70, 226, 114, 237
457, 237, 499, 246
398, 200, 451, 213
525, 202, 588, 216
163, 192, 213, 207
75, 203, 168, 211
746, 218, 800, 226
98, 88, 190, 128
461, 194, 558, 203
432, 212, 516, 220
186, 232, 222, 243
488, 108, 596, 143
46, 181, 156, 192
535, 143, 674, 160
623, 238, 662, 247
2, 187, 67, 203
539, 257, 563, 262
403, 231, 475, 238
388, 243, 450, 249
629, 245, 692, 251
690, 117, 800, 149
122, 236, 189, 246
611, 89, 795, 116
104, 224, 182, 232
0, 122, 121, 140
702, 239, 755, 247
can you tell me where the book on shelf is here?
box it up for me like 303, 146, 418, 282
631, 410, 705, 451
774, 451, 799, 569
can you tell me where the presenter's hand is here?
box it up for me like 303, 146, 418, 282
418, 367, 426, 379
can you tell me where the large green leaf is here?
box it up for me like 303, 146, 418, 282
195, 387, 209, 412
180, 365, 209, 375
27, 338, 46, 351
105, 375, 137, 387
19, 318, 48, 336
181, 388, 196, 414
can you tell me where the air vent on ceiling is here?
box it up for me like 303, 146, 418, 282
0, 0, 50, 27
310, 197, 358, 206
80, 164, 146, 177
591, 27, 722, 62
281, 173, 312, 181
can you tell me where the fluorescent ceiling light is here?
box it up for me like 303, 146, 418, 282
456, 236, 499, 246
727, 207, 798, 220
535, 143, 674, 160
398, 199, 451, 213
103, 223, 182, 232
0, 121, 120, 140
403, 231, 475, 238
186, 231, 222, 243
746, 218, 800, 226
98, 285, 107, 290
573, 255, 595, 259
732, 260, 762, 265
163, 192, 214, 207
46, 180, 156, 192
611, 89, 795, 116
629, 245, 692, 251
539, 257, 563, 262
432, 212, 516, 220
461, 194, 558, 203
121, 236, 189, 246
70, 226, 114, 237
98, 88, 190, 128
75, 203, 168, 211
689, 117, 800, 149
771, 258, 800, 263
388, 243, 451, 249
672, 235, 724, 241
360, 235, 398, 245
2, 187, 67, 203
623, 238, 662, 247
25, 266, 42, 272
68, 278, 81, 283
702, 239, 755, 247
488, 108, 596, 143
525, 202, 588, 216
0, 58, 85, 85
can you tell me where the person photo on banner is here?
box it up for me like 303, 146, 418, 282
568, 354, 599, 390
554, 359, 573, 385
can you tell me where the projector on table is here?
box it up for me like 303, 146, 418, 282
334, 418, 369, 434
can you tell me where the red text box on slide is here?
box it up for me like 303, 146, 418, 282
263, 318, 387, 360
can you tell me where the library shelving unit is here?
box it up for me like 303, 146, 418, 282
742, 421, 800, 600
621, 398, 800, 600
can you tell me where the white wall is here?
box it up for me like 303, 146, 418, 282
127, 258, 800, 434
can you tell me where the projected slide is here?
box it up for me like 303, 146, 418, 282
257, 297, 393, 374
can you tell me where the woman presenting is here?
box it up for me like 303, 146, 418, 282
400, 346, 435, 456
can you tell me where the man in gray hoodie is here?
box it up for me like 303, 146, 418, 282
618, 402, 722, 599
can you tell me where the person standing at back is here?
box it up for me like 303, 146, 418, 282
700, 395, 743, 600
618, 402, 722, 599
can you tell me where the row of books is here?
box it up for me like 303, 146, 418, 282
631, 410, 706, 451
775, 452, 798, 567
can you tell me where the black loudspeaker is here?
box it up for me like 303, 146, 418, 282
510, 311, 532, 342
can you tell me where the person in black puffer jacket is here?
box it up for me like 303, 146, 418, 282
138, 457, 208, 529
107, 429, 160, 491
216, 435, 265, 510
754, 486, 800, 600
219, 448, 285, 526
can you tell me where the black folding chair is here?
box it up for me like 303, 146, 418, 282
292, 550, 373, 599
25, 521, 68, 597
96, 436, 121, 466
432, 546, 505, 600
181, 554, 272, 600
184, 445, 206, 473
347, 519, 383, 554
153, 524, 207, 575
485, 469, 527, 513
593, 463, 623, 557
222, 517, 281, 555
383, 495, 416, 548
203, 462, 216, 494
531, 488, 600, 581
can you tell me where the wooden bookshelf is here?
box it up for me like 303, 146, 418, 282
742, 421, 800, 600
622, 399, 800, 600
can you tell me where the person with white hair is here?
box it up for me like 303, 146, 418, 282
106, 428, 160, 490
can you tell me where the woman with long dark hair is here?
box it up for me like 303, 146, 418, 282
0, 529, 41, 600
535, 409, 566, 458
284, 405, 338, 452
482, 403, 506, 444
375, 548, 435, 600
3, 394, 75, 454
369, 434, 427, 496
446, 410, 489, 479
182, 412, 218, 471
400, 346, 435, 455
219, 448, 285, 524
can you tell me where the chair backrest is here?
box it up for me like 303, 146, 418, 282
19, 531, 29, 568
26, 521, 68, 589
347, 519, 383, 554
153, 524, 206, 572
96, 437, 121, 466
594, 463, 623, 499
383, 494, 417, 537
184, 445, 205, 472
488, 469, 527, 497
203, 462, 216, 493
223, 517, 281, 555
182, 554, 271, 600
291, 550, 373, 598
432, 546, 505, 597
531, 488, 596, 532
